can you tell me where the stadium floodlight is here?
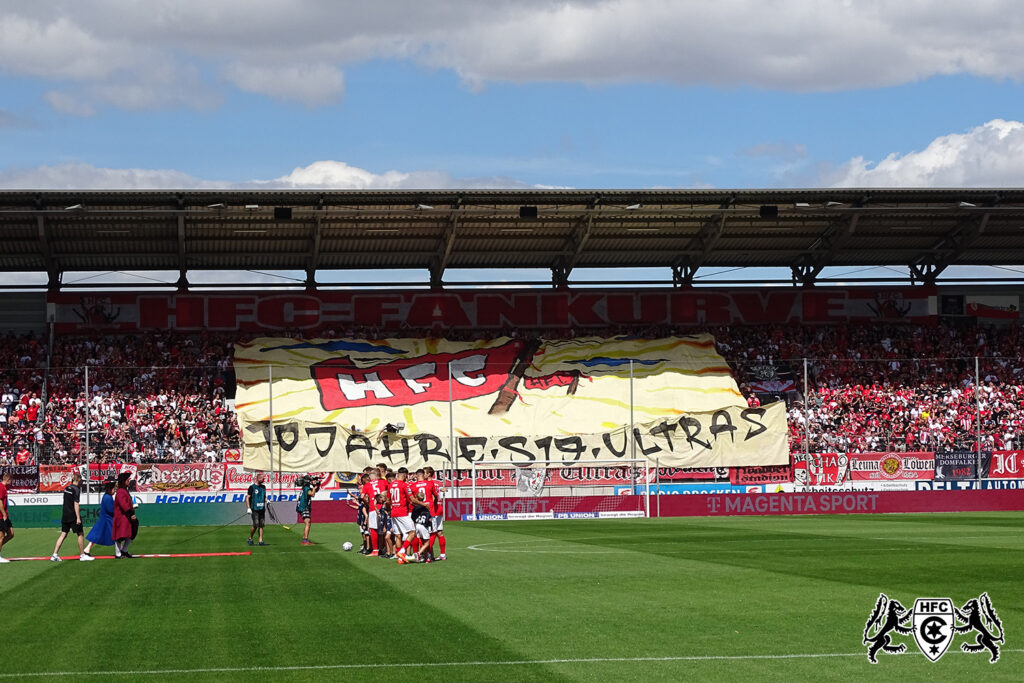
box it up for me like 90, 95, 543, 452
958, 201, 977, 208
417, 204, 434, 210
207, 203, 226, 209
794, 202, 811, 208
64, 203, 83, 211
825, 201, 844, 207
245, 204, 259, 210
625, 203, 642, 210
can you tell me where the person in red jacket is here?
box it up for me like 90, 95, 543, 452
113, 472, 137, 558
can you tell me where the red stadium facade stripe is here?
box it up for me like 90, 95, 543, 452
48, 287, 936, 333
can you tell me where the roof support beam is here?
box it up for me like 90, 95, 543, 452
671, 263, 698, 287
36, 215, 61, 291
671, 198, 733, 286
430, 214, 458, 288
909, 260, 943, 285
551, 214, 594, 287
176, 215, 188, 289
908, 212, 990, 284
306, 214, 322, 287
790, 213, 860, 286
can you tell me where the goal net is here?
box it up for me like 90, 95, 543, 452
464, 459, 651, 520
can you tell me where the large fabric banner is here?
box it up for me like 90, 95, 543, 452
240, 403, 788, 471
849, 452, 935, 481
235, 335, 788, 471
134, 464, 225, 492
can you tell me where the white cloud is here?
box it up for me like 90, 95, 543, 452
223, 62, 343, 106
0, 159, 540, 190
43, 90, 95, 117
829, 119, 1024, 187
0, 14, 129, 80
265, 161, 411, 189
0, 163, 222, 190
2, 2, 1024, 110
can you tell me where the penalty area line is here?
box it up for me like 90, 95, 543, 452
3, 650, 1022, 677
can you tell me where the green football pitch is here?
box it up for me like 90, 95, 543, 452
0, 513, 1020, 681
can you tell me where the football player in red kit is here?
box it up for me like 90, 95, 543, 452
423, 466, 446, 560
360, 469, 389, 556
408, 469, 433, 561
388, 468, 416, 564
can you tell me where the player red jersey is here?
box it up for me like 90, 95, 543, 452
359, 481, 376, 511
424, 479, 442, 516
0, 481, 8, 516
409, 480, 430, 509
361, 479, 387, 511
389, 479, 412, 517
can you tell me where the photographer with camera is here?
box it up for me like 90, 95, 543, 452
296, 474, 321, 545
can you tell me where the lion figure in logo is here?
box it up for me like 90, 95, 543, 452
863, 593, 913, 663
953, 592, 1004, 662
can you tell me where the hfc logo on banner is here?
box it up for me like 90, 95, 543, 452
863, 593, 1004, 663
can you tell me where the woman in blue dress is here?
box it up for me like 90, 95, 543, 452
83, 479, 116, 557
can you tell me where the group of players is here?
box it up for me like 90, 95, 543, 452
354, 464, 447, 564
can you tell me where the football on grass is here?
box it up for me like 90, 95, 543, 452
342, 542, 353, 551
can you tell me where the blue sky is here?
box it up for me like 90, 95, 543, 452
2, 2, 1024, 191
2, 1, 1024, 286
3, 64, 1023, 189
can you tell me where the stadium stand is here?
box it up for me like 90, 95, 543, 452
1, 322, 1021, 464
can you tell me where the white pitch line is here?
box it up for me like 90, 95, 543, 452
2, 650, 1021, 678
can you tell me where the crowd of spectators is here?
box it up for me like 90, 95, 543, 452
718, 323, 1024, 453
2, 332, 238, 466
2, 321, 1024, 464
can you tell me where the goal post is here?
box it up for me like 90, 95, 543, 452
465, 459, 652, 521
